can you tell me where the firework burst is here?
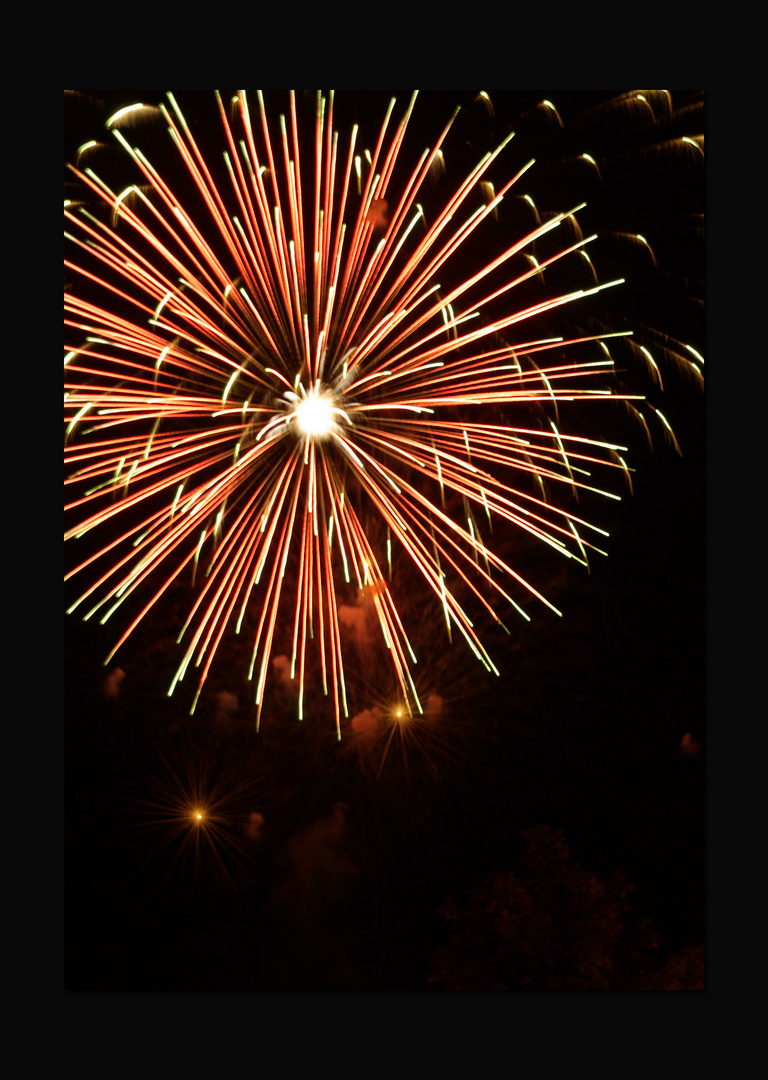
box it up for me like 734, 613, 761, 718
65, 90, 702, 735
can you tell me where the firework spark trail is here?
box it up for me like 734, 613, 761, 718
66, 90, 660, 734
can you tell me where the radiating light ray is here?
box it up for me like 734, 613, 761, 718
125, 734, 266, 888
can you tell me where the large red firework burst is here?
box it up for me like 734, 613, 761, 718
64, 90, 703, 735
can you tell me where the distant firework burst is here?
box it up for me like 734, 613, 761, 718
65, 90, 703, 735
125, 734, 266, 888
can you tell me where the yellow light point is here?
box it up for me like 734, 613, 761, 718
685, 344, 704, 365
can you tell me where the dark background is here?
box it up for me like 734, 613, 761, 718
64, 90, 705, 992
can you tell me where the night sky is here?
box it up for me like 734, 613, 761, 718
64, 90, 705, 993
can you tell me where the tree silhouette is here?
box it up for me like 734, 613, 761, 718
429, 826, 703, 991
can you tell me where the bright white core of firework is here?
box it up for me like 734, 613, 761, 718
295, 388, 336, 436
